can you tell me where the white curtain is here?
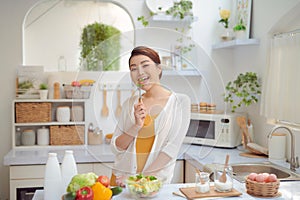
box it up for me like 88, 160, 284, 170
261, 32, 300, 124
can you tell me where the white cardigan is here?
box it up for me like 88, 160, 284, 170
110, 93, 191, 183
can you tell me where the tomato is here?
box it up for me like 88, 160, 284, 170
97, 175, 110, 187
71, 81, 81, 87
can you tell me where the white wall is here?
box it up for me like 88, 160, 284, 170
1, 0, 300, 199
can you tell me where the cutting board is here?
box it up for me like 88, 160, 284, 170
179, 186, 242, 199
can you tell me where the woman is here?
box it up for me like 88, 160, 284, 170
110, 46, 191, 185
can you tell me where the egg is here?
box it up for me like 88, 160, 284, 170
262, 173, 270, 181
255, 173, 266, 182
266, 174, 278, 182
248, 173, 257, 181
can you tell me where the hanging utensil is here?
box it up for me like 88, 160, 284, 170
219, 154, 230, 183
115, 88, 122, 117
101, 84, 109, 117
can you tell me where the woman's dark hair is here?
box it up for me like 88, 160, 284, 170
129, 46, 162, 79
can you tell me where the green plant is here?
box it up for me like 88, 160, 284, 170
224, 72, 261, 112
233, 19, 246, 31
137, 0, 193, 27
39, 83, 48, 90
80, 22, 121, 71
165, 0, 193, 19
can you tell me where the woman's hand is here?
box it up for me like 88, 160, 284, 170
134, 100, 146, 127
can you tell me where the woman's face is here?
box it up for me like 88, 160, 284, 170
129, 55, 161, 90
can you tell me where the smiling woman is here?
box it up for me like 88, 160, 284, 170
23, 0, 135, 71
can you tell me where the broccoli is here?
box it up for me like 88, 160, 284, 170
67, 172, 98, 193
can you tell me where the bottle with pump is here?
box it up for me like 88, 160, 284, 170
44, 153, 64, 200
61, 150, 78, 190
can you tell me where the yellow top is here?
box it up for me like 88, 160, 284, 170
110, 114, 157, 186
136, 114, 157, 173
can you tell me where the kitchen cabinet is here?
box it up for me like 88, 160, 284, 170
12, 99, 87, 148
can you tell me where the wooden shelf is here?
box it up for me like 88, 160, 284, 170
212, 38, 260, 49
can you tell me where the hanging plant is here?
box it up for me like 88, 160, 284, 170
80, 22, 121, 71
224, 72, 261, 112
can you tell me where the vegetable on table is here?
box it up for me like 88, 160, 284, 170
92, 182, 112, 200
76, 186, 93, 200
97, 175, 110, 187
67, 172, 98, 193
111, 186, 122, 196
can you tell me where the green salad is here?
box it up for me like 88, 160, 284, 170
126, 174, 162, 197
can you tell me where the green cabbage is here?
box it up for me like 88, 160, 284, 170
66, 172, 98, 193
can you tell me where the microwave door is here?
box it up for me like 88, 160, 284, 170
186, 119, 215, 140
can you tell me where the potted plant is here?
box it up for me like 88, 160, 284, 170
138, 0, 194, 26
224, 72, 261, 113
39, 83, 48, 100
80, 22, 121, 71
233, 19, 247, 39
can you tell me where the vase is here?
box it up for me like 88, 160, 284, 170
220, 28, 234, 41
235, 30, 247, 40
39, 90, 48, 100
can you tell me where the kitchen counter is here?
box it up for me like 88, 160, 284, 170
32, 181, 300, 200
3, 144, 266, 166
4, 144, 300, 199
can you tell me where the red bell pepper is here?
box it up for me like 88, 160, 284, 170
76, 186, 93, 200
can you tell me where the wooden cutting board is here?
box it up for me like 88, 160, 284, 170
179, 186, 242, 199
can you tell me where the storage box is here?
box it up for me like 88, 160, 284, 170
50, 125, 84, 145
63, 85, 91, 99
15, 102, 51, 123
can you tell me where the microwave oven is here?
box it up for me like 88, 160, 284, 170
184, 112, 244, 148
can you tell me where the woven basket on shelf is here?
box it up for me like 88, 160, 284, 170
15, 102, 51, 123
246, 178, 280, 197
50, 125, 84, 145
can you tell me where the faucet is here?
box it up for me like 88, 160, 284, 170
268, 125, 299, 171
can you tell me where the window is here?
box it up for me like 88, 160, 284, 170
23, 0, 135, 71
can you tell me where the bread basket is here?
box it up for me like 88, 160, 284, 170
246, 178, 280, 197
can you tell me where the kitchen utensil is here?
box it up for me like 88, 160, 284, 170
237, 116, 252, 143
101, 86, 109, 117
195, 168, 205, 184
219, 154, 230, 183
115, 89, 122, 117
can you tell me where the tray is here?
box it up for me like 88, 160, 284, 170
179, 186, 242, 199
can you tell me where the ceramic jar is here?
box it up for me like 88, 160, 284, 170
37, 126, 49, 145
56, 106, 70, 122
21, 129, 36, 146
70, 105, 84, 122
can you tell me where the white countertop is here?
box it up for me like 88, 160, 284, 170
4, 144, 300, 199
32, 181, 300, 200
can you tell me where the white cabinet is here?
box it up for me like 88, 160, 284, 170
12, 99, 87, 148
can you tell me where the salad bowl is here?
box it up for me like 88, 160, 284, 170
126, 174, 163, 198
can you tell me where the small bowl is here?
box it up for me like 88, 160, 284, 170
126, 175, 163, 198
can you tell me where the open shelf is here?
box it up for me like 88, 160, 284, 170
212, 38, 260, 49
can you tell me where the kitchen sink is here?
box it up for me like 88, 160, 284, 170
231, 162, 300, 182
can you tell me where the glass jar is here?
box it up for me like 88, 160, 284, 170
195, 172, 210, 193
214, 164, 233, 192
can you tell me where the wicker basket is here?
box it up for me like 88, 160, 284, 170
50, 125, 84, 145
15, 102, 51, 123
246, 178, 280, 197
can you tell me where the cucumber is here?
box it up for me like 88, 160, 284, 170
62, 192, 76, 200
111, 186, 122, 196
